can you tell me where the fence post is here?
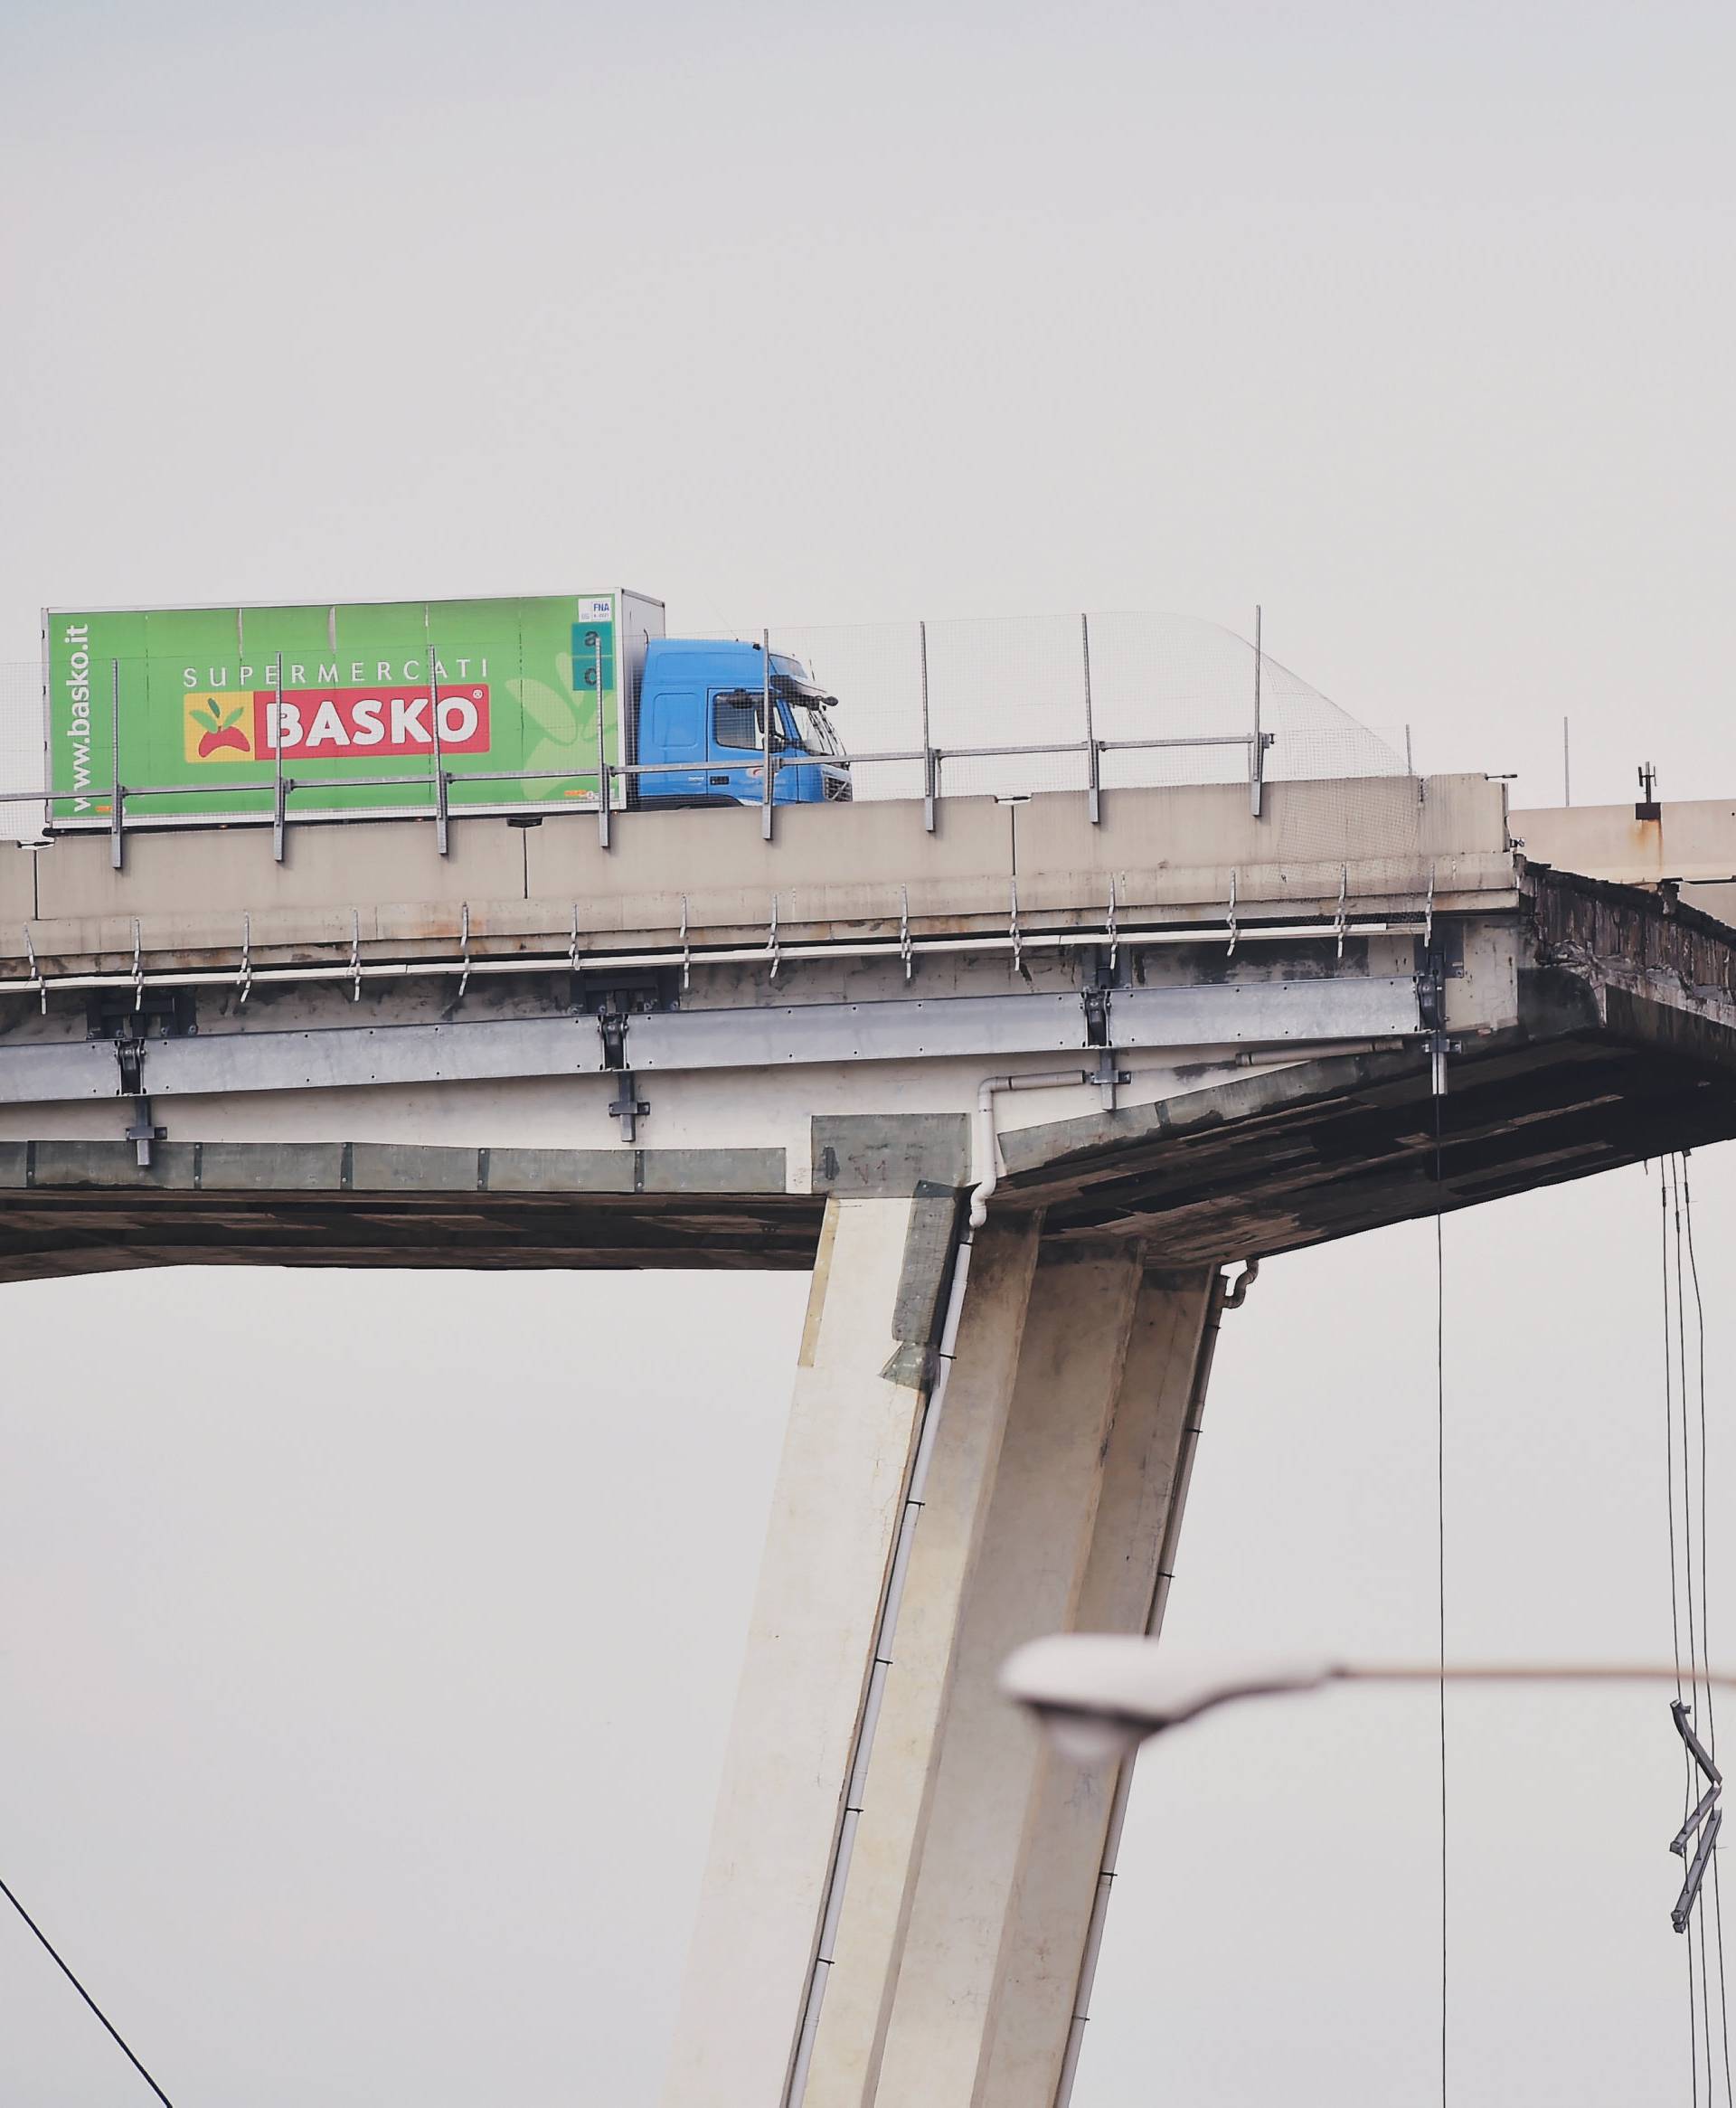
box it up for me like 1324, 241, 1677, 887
920, 619, 935, 832
1081, 612, 1099, 824
425, 613, 447, 854
108, 659, 124, 870
272, 657, 288, 862
1250, 604, 1266, 818
596, 631, 611, 849
761, 628, 774, 842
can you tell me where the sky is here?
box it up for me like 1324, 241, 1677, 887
1, 1, 1734, 2102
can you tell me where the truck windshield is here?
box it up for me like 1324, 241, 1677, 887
715, 683, 843, 756
788, 699, 841, 757
773, 677, 843, 757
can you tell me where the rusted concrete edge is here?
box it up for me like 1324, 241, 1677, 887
811, 1113, 970, 1197
998, 871, 1736, 1190
0, 1139, 788, 1196
881, 1182, 966, 1391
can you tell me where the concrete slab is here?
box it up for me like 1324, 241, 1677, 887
1012, 773, 1514, 917
526, 794, 1017, 940
27, 815, 527, 960
1514, 797, 1736, 887
0, 846, 34, 929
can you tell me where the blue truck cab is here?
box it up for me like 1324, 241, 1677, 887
633, 638, 849, 808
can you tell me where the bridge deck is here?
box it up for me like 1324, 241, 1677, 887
0, 772, 1730, 1283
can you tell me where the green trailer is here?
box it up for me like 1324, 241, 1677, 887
42, 591, 665, 829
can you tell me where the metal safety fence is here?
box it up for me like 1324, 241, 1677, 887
0, 610, 1408, 857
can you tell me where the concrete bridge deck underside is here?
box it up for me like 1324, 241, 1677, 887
1, 862, 1731, 1284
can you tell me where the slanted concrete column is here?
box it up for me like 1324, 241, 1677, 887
661, 1189, 961, 2108
663, 1213, 1220, 2108
816, 1249, 1217, 2108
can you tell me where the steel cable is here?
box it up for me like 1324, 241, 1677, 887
1664, 1159, 1702, 2105
1682, 1158, 1734, 2103
0, 1870, 174, 2104
1434, 1085, 1447, 2108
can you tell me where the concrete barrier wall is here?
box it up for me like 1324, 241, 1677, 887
2, 776, 1517, 971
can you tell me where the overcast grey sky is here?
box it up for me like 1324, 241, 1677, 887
2, 1, 1733, 2102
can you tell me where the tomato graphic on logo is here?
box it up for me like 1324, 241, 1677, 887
192, 700, 248, 755
184, 693, 254, 762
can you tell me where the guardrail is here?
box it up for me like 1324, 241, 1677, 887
0, 609, 1409, 865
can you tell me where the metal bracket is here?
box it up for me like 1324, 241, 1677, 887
1667, 1697, 1722, 1933
1417, 949, 1449, 1098
1674, 1697, 1722, 1786
1227, 871, 1239, 959
238, 912, 254, 1005
1672, 1784, 1720, 1859
115, 1028, 146, 1097
1009, 878, 1024, 978
1334, 865, 1348, 960
608, 1073, 650, 1142
767, 893, 781, 981
457, 903, 472, 1001
899, 887, 912, 982
597, 1005, 648, 1137
24, 926, 44, 1014
598, 1008, 629, 1071
124, 1093, 166, 1167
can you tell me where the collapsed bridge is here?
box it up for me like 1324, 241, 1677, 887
0, 771, 1732, 2106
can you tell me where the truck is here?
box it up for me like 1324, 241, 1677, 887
41, 590, 849, 829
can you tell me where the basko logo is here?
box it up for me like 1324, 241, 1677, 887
183, 686, 491, 763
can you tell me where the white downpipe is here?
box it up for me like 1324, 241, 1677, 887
969, 1069, 1095, 1228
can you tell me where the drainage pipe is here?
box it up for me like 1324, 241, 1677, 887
969, 1069, 1096, 1228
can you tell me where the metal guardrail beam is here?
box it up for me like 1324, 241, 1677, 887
0, 978, 1424, 1107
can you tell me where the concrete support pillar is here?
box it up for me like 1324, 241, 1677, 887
661, 1190, 960, 2108
849, 1253, 1214, 2108
662, 1212, 1219, 2108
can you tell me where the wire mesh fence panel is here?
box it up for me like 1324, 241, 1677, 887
0, 662, 45, 840
0, 618, 1414, 842
925, 613, 1090, 799
765, 621, 927, 801
768, 612, 1402, 802
1266, 721, 1410, 783
1087, 611, 1256, 790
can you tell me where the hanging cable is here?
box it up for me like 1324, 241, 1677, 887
0, 1870, 175, 2105
1683, 1158, 1734, 2103
1664, 1159, 1703, 2107
1662, 1153, 1733, 2102
1433, 1085, 1447, 2108
1674, 1156, 1714, 2102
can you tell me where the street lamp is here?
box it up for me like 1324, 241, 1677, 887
1001, 1632, 1736, 1766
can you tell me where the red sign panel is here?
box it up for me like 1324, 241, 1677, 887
251, 685, 492, 760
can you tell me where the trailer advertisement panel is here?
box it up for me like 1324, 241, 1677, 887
42, 593, 623, 826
